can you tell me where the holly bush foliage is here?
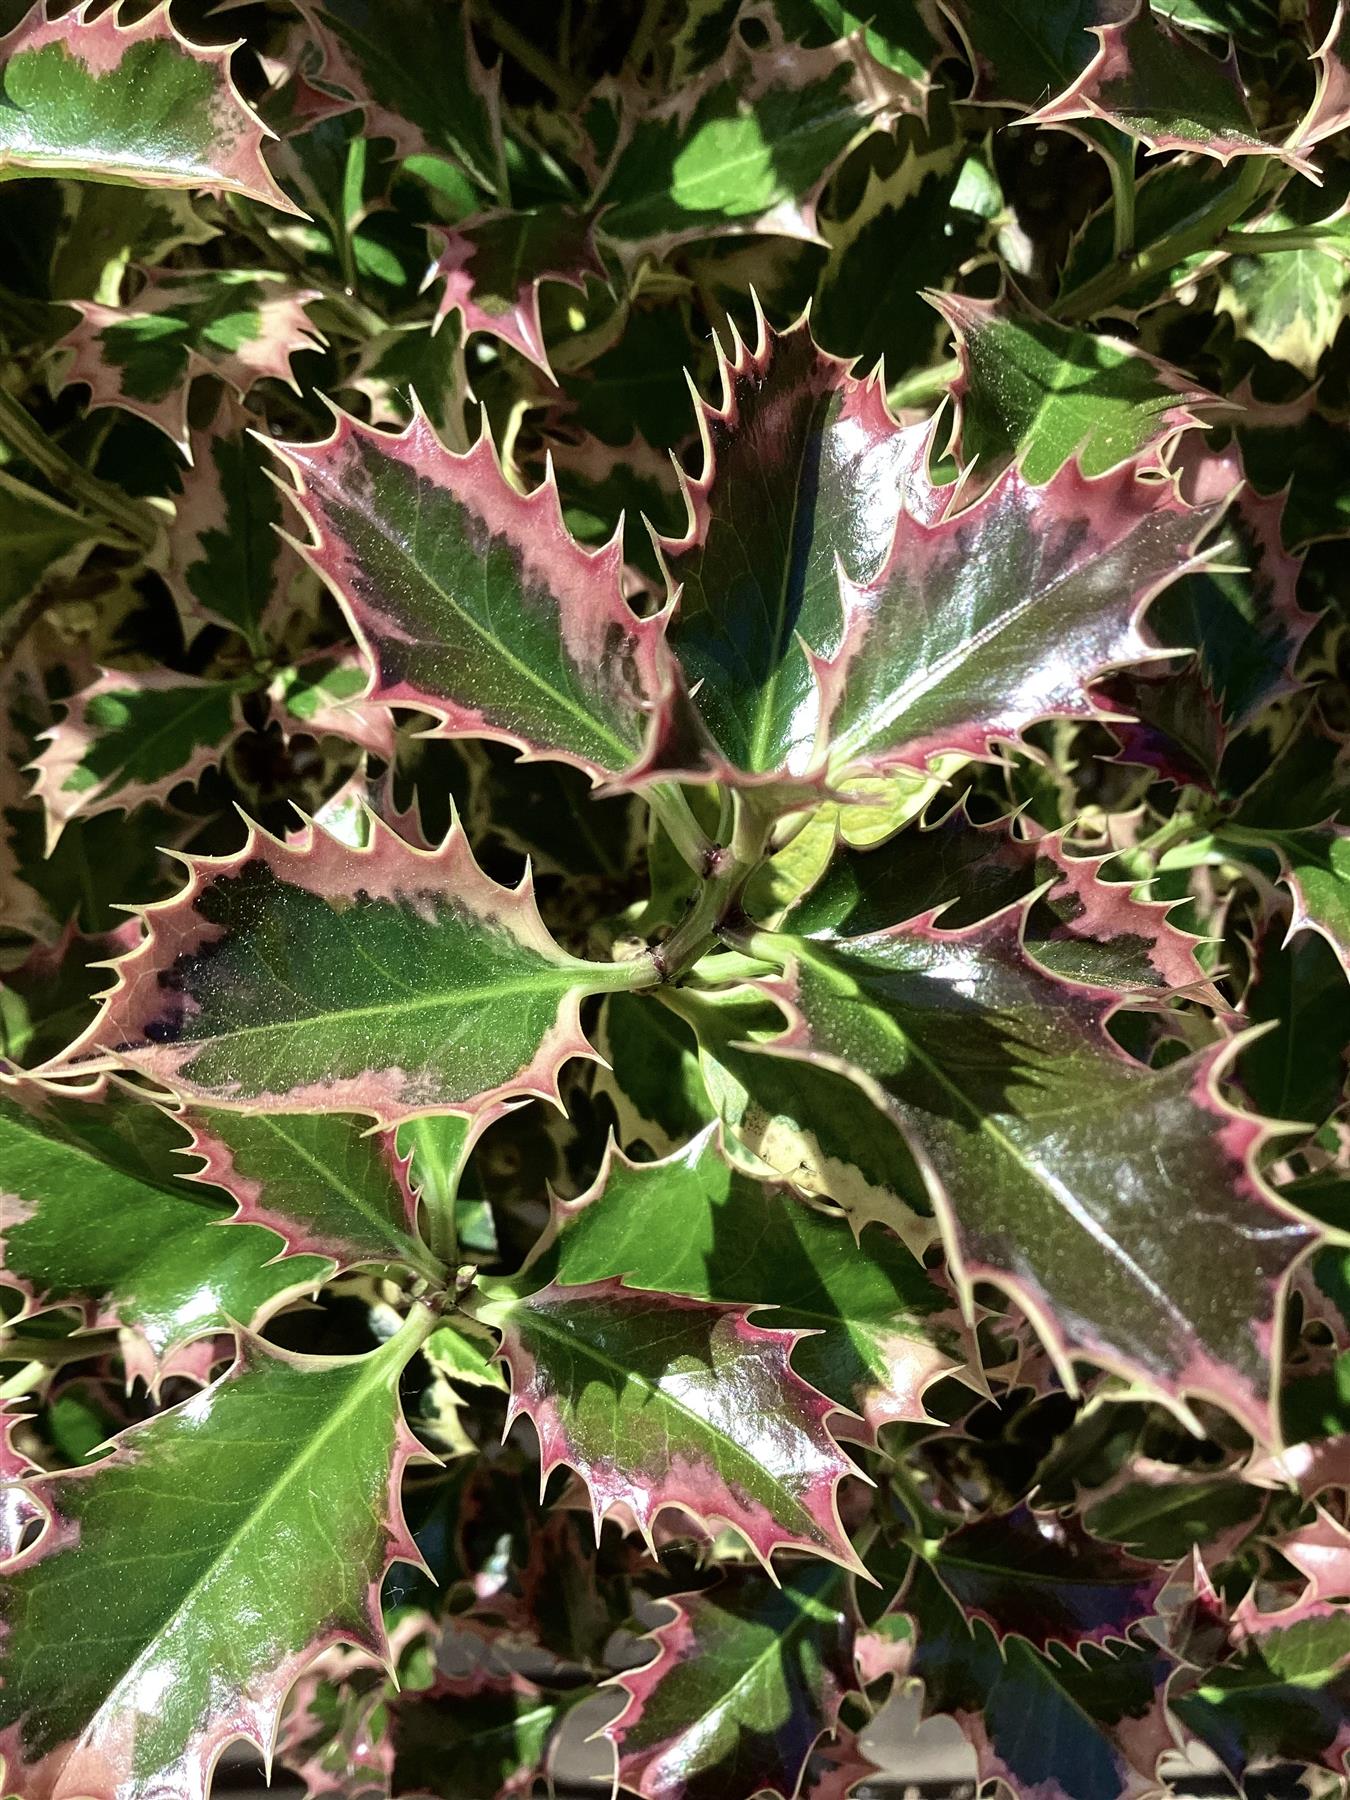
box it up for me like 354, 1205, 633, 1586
2, 1, 1350, 1797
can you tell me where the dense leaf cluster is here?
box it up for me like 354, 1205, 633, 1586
1, 2, 1349, 1798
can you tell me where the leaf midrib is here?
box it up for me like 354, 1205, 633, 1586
235, 1114, 418, 1260
72, 1347, 401, 1750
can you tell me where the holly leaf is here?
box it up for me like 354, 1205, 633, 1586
1216, 179, 1350, 377
47, 810, 649, 1127
939, 296, 1220, 484
738, 899, 1316, 1442
0, 1076, 330, 1385
429, 207, 605, 376
594, 32, 912, 259
0, 471, 97, 628
1290, 0, 1350, 152
166, 392, 303, 648
607, 1565, 856, 1800
594, 989, 714, 1158
0, 921, 137, 1069
273, 409, 695, 784
31, 668, 248, 850
297, 0, 503, 196
1257, 826, 1350, 976
57, 269, 320, 451
1239, 922, 1348, 1128
270, 654, 398, 763
942, 0, 1120, 109
1029, 1, 1313, 168
178, 1107, 440, 1277
908, 1560, 1172, 1800
661, 314, 933, 784
662, 984, 934, 1256
481, 1273, 862, 1568
523, 1124, 969, 1432
925, 1504, 1165, 1653
0, 1317, 430, 1800
390, 1676, 563, 1800
0, 0, 296, 210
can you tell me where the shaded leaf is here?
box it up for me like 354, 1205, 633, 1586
430, 207, 604, 375
608, 1565, 855, 1800
0, 471, 97, 627
0, 1316, 430, 1800
50, 810, 648, 1128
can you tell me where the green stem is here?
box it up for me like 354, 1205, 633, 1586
479, 11, 587, 107
647, 782, 715, 876
888, 357, 959, 411
1219, 227, 1342, 254
1054, 155, 1270, 320
388, 1297, 441, 1359
0, 388, 155, 551
0, 1361, 46, 1401
650, 793, 775, 984
1, 1330, 122, 1372
1103, 131, 1137, 260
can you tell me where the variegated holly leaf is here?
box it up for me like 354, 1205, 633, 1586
0, 920, 138, 1069
31, 668, 248, 851
178, 1107, 440, 1277
0, 1076, 330, 1384
273, 409, 698, 783
522, 1125, 968, 1433
166, 392, 303, 648
430, 207, 605, 376
0, 471, 97, 627
659, 317, 1210, 785
737, 898, 1316, 1442
0, 1315, 431, 1800
57, 269, 320, 450
593, 31, 912, 260
608, 1565, 855, 1800
1290, 0, 1350, 152
662, 984, 934, 1256
1216, 176, 1350, 377
48, 811, 651, 1127
270, 654, 398, 762
907, 1560, 1172, 1800
390, 1674, 563, 1800
943, 0, 1120, 108
0, 0, 296, 209
297, 0, 503, 195
479, 1272, 862, 1567
924, 1504, 1165, 1653
1029, 2, 1313, 168
939, 296, 1220, 484
788, 808, 1213, 994
594, 990, 713, 1158
662, 314, 932, 784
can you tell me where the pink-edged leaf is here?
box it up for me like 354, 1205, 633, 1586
56, 268, 320, 450
1029, 0, 1315, 170
607, 1564, 856, 1800
522, 1124, 972, 1436
738, 902, 1318, 1445
0, 1316, 432, 1800
1258, 826, 1350, 976
44, 809, 649, 1127
272, 408, 701, 784
0, 917, 139, 1069
166, 390, 306, 647
1235, 1509, 1350, 1635
820, 455, 1214, 783
30, 667, 248, 851
926, 1503, 1166, 1654
483, 1274, 862, 1570
1289, 0, 1350, 153
429, 207, 606, 377
0, 0, 298, 210
659, 310, 936, 785
907, 1558, 1174, 1800
178, 1105, 438, 1276
0, 1405, 43, 1563
270, 652, 399, 762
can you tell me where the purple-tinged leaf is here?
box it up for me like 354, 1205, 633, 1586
30, 667, 247, 851
738, 904, 1317, 1444
0, 0, 298, 210
608, 1565, 855, 1800
483, 1275, 862, 1569
660, 312, 934, 784
46, 809, 650, 1127
1029, 0, 1315, 169
270, 653, 399, 762
926, 1503, 1165, 1653
1289, 0, 1350, 153
273, 409, 700, 784
56, 268, 320, 451
820, 456, 1214, 784
1235, 1509, 1350, 1633
0, 1405, 43, 1562
907, 1559, 1173, 1800
429, 208, 605, 376
0, 1316, 432, 1800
